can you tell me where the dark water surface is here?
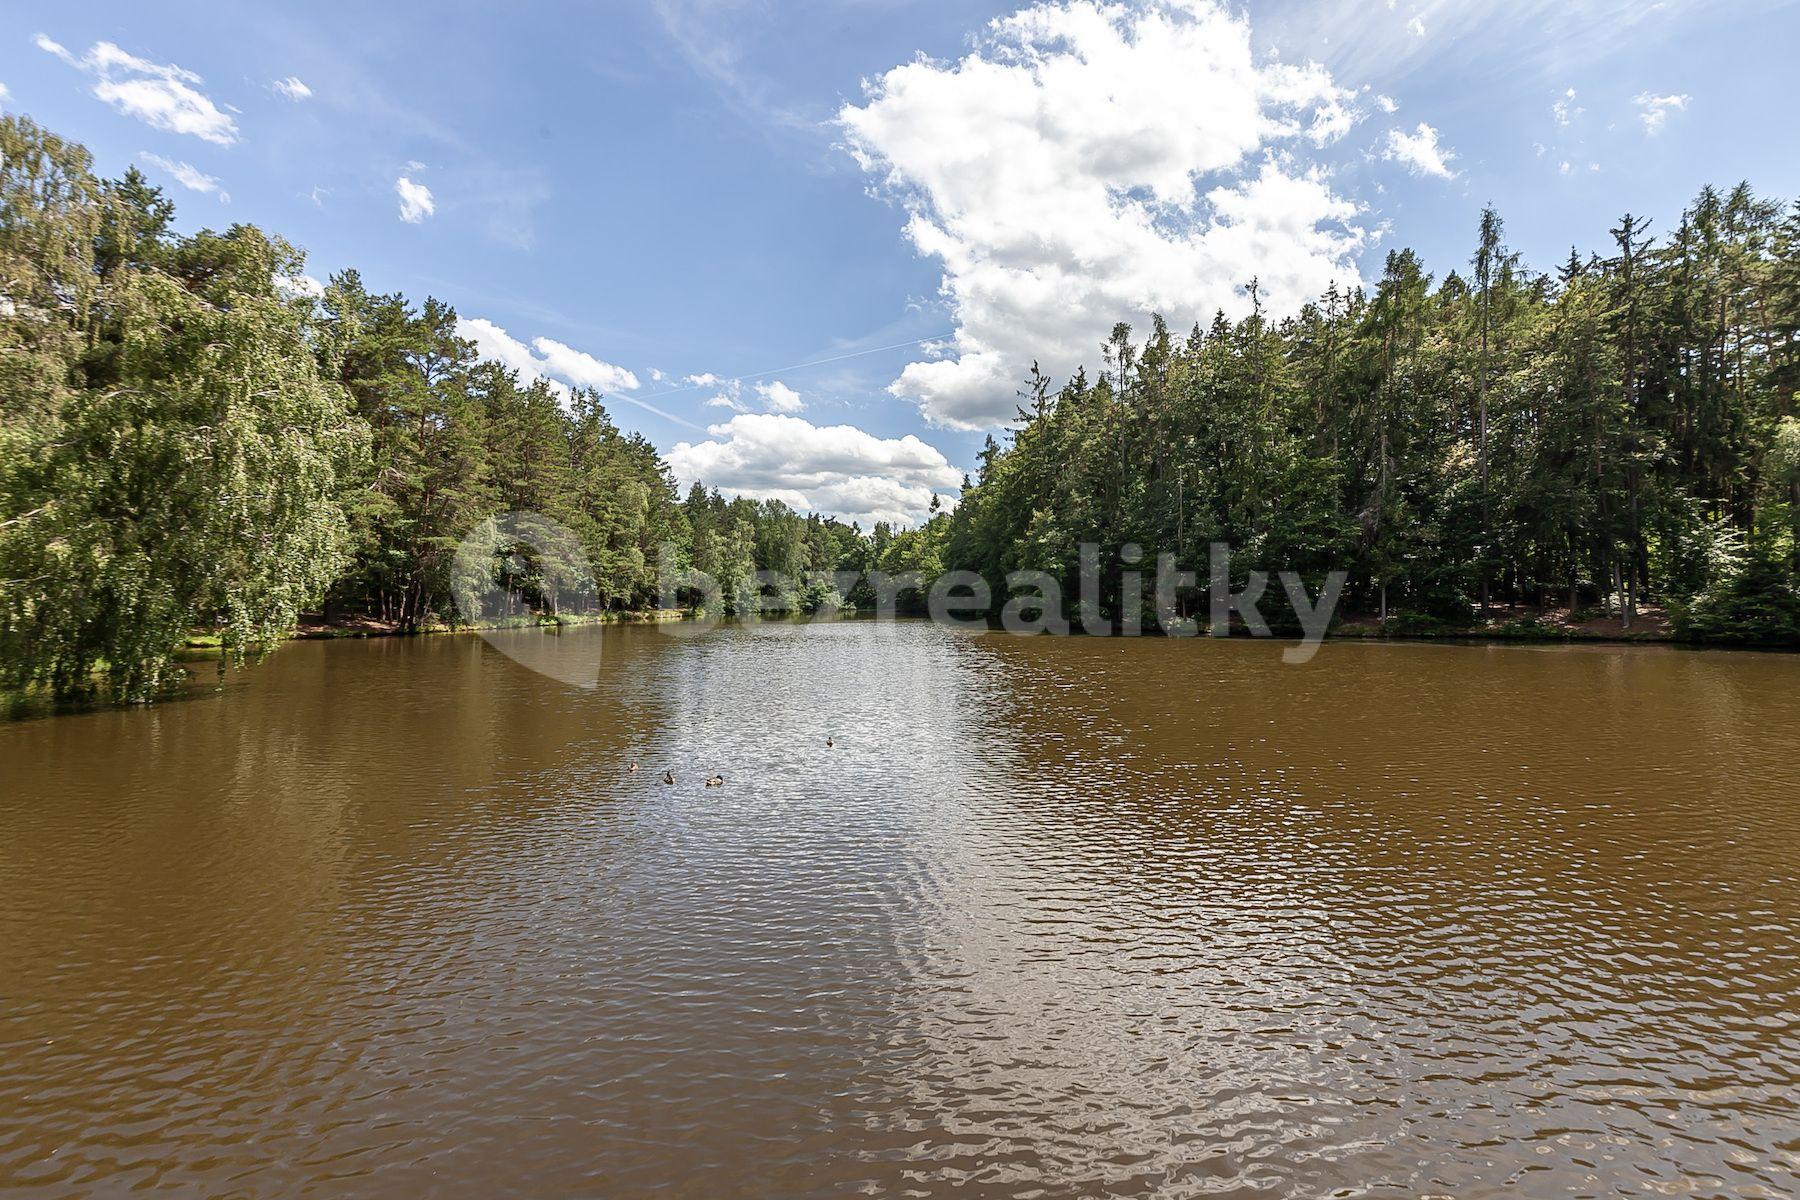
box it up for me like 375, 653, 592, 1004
2, 623, 1798, 1197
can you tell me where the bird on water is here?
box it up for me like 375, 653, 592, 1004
662, 770, 676, 785
705, 775, 725, 788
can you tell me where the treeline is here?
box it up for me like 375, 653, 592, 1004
883, 189, 1800, 641
6, 113, 1799, 703
0, 116, 877, 702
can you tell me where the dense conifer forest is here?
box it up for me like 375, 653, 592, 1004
4, 115, 1798, 702
920, 189, 1800, 643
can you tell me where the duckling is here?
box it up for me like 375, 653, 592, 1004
628, 762, 639, 773
705, 775, 725, 788
826, 736, 835, 748
662, 769, 676, 785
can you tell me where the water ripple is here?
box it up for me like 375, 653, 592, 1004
1, 624, 1796, 1197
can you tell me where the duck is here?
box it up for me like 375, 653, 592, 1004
662, 769, 676, 785
628, 762, 639, 773
826, 736, 835, 749
705, 775, 725, 788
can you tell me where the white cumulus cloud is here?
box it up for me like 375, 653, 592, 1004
754, 380, 804, 413
839, 0, 1366, 431
531, 335, 641, 393
395, 174, 435, 223
1634, 92, 1690, 135
1383, 122, 1458, 179
457, 316, 639, 401
139, 151, 227, 201
459, 317, 540, 378
272, 75, 311, 101
35, 34, 237, 144
666, 414, 962, 527
692, 376, 805, 414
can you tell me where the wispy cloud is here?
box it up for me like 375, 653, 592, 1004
447, 161, 550, 251
139, 151, 228, 201
650, 0, 821, 135
1257, 0, 1751, 87
1634, 91, 1690, 134
35, 33, 237, 144
1553, 87, 1582, 126
272, 75, 312, 101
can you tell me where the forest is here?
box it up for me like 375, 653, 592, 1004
906, 190, 1800, 643
0, 116, 879, 702
3, 114, 1798, 704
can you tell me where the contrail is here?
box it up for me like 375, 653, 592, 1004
713, 332, 956, 386
606, 393, 707, 432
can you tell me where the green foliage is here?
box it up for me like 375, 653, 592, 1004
7, 111, 1800, 711
676, 486, 872, 617
1673, 554, 1800, 644
1383, 610, 1461, 637
1, 116, 884, 703
941, 187, 1800, 638
1, 116, 359, 701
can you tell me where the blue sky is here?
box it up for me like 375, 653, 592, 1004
4, 0, 1798, 526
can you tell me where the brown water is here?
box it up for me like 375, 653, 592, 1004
2, 623, 1798, 1198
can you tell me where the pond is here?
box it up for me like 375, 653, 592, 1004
2, 623, 1797, 1196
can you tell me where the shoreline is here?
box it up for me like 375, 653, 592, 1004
1325, 604, 1682, 647
218, 601, 1796, 653
8, 607, 1785, 722
181, 609, 690, 650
